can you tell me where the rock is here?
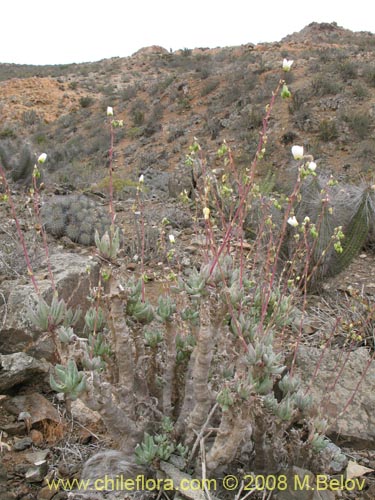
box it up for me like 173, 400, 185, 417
190, 235, 207, 247
168, 165, 194, 199
13, 436, 33, 451
37, 484, 59, 500
273, 467, 335, 500
30, 429, 44, 446
0, 353, 49, 392
0, 252, 100, 361
0, 421, 26, 435
49, 493, 68, 500
2, 393, 62, 426
25, 450, 50, 464
77, 428, 94, 444
0, 459, 8, 482
296, 345, 375, 446
25, 460, 48, 482
71, 399, 102, 427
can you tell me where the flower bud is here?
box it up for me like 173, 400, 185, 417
281, 83, 291, 99
308, 161, 317, 172
287, 216, 299, 227
107, 106, 114, 116
282, 59, 294, 72
203, 207, 210, 220
291, 145, 304, 160
37, 153, 47, 164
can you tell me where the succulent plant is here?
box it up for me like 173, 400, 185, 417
46, 206, 66, 237
11, 144, 35, 184
66, 223, 81, 242
94, 226, 121, 260
49, 359, 86, 400
156, 295, 176, 322
82, 355, 105, 372
134, 432, 176, 465
128, 299, 154, 324
88, 332, 111, 358
144, 329, 163, 348
57, 326, 76, 344
28, 294, 81, 334
84, 306, 106, 334
78, 232, 93, 246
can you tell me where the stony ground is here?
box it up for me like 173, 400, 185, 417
1, 187, 375, 500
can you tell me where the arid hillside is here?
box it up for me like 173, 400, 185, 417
1, 21, 375, 198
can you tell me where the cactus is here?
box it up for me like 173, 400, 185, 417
0, 143, 12, 171
41, 194, 114, 247
11, 144, 35, 184
66, 222, 81, 242
286, 178, 375, 288
78, 232, 92, 246
328, 187, 373, 276
45, 205, 66, 237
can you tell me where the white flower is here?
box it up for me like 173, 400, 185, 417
139, 174, 144, 183
308, 161, 317, 172
168, 234, 175, 244
37, 153, 47, 164
203, 207, 210, 220
291, 145, 304, 160
287, 216, 299, 227
107, 106, 114, 116
282, 59, 294, 72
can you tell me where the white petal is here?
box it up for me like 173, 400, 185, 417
287, 216, 299, 227
291, 145, 304, 160
308, 161, 317, 171
37, 153, 47, 164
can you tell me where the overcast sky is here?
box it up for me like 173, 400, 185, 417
1, 0, 374, 65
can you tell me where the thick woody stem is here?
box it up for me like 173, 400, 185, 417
82, 376, 143, 454
206, 406, 250, 473
108, 283, 135, 414
252, 412, 270, 472
185, 320, 215, 444
174, 348, 197, 438
162, 321, 176, 416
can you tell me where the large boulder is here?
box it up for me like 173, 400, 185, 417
0, 353, 49, 392
0, 251, 99, 361
296, 345, 375, 447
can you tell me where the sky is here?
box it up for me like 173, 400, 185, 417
1, 0, 374, 66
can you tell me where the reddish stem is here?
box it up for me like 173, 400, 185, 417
32, 169, 56, 293
108, 121, 115, 226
